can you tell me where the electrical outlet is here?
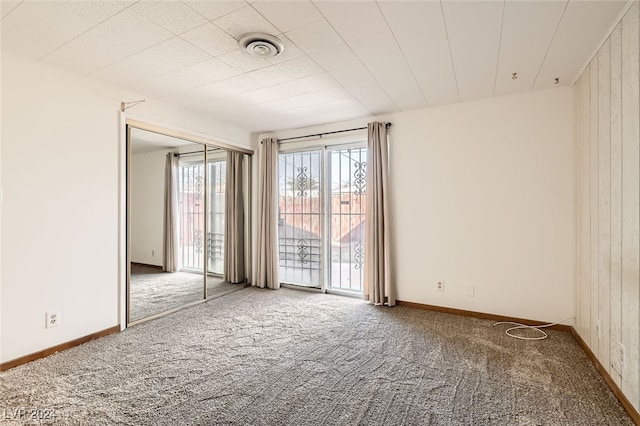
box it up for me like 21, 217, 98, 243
152, 250, 155, 257
465, 285, 474, 297
45, 311, 60, 328
436, 281, 444, 292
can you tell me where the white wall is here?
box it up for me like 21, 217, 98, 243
574, 2, 640, 410
0, 52, 253, 363
130, 149, 168, 267
261, 87, 574, 324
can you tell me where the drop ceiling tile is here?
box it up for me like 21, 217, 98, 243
349, 32, 426, 110
379, 1, 458, 106
217, 48, 271, 72
251, 1, 323, 33
185, 65, 287, 103
180, 23, 239, 57
209, 71, 336, 106
329, 61, 370, 86
494, 1, 567, 96
130, 0, 208, 35
42, 9, 174, 75
533, 0, 627, 90
265, 35, 306, 65
285, 20, 345, 54
292, 73, 340, 92
314, 1, 387, 42
161, 87, 216, 107
60, 1, 135, 24
1, 0, 131, 59
131, 78, 184, 100
91, 37, 211, 87
308, 44, 360, 72
442, 1, 504, 101
222, 65, 290, 92
199, 96, 248, 113
1, 1, 21, 19
276, 56, 323, 79
184, 1, 247, 21
184, 81, 243, 102
343, 77, 398, 115
213, 5, 279, 39
282, 100, 370, 126
149, 58, 241, 91
260, 87, 352, 111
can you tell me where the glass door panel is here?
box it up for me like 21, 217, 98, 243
278, 150, 323, 287
328, 147, 367, 292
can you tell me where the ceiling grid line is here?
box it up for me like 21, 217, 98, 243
179, 1, 234, 26
36, 0, 142, 63
492, 1, 506, 97
439, 0, 461, 104
374, 0, 430, 107
0, 0, 23, 21
530, 0, 569, 91
310, 0, 401, 112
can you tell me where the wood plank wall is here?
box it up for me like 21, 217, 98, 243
574, 1, 640, 410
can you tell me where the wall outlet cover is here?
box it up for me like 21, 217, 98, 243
45, 311, 60, 328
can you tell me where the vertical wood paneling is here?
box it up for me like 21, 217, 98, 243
610, 22, 623, 387
590, 57, 600, 355
598, 39, 611, 372
620, 2, 640, 408
574, 2, 639, 408
580, 66, 592, 346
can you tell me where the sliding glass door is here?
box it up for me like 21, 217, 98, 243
277, 144, 367, 292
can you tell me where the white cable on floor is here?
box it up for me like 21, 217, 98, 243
492, 318, 575, 340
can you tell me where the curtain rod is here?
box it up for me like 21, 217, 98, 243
173, 148, 222, 157
274, 122, 392, 143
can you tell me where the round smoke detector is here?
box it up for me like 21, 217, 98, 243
239, 33, 284, 58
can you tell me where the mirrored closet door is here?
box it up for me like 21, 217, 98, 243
127, 121, 252, 325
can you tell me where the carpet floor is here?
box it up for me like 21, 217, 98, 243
129, 265, 241, 322
0, 287, 633, 425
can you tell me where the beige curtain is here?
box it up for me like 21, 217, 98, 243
224, 151, 246, 283
255, 138, 280, 289
364, 122, 395, 306
163, 153, 179, 272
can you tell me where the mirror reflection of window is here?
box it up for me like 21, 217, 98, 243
127, 125, 251, 325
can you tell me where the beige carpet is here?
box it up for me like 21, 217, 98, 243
0, 287, 633, 425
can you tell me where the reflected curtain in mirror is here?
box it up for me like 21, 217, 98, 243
163, 152, 179, 272
224, 151, 245, 283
